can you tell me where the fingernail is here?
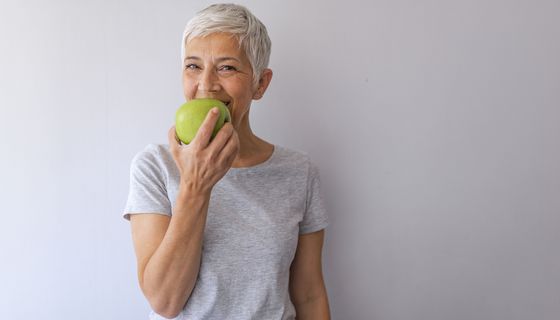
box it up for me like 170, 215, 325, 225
212, 108, 219, 114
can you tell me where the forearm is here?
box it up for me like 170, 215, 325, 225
294, 292, 330, 320
141, 188, 210, 317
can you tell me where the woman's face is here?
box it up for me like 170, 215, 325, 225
182, 32, 259, 130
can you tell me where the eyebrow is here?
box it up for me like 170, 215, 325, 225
184, 56, 241, 63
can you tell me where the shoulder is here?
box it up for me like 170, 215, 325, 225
130, 143, 175, 173
273, 145, 312, 167
275, 145, 317, 167
272, 145, 320, 177
132, 143, 172, 163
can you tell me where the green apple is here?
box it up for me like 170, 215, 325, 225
175, 98, 231, 144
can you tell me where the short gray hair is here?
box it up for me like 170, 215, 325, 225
181, 4, 271, 87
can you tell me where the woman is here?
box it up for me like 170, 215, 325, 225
123, 4, 330, 319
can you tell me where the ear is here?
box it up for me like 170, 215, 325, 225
252, 68, 273, 100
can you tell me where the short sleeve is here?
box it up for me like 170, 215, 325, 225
123, 146, 172, 220
299, 162, 329, 234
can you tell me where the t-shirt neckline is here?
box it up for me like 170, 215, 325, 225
228, 144, 278, 172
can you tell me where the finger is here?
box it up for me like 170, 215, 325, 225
209, 122, 234, 153
192, 107, 220, 149
168, 125, 181, 152
218, 130, 240, 165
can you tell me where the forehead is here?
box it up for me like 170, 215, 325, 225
185, 33, 245, 58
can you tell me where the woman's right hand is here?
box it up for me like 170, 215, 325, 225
168, 107, 239, 195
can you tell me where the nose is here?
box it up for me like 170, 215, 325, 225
198, 68, 221, 93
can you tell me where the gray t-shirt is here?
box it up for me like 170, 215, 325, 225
123, 144, 328, 320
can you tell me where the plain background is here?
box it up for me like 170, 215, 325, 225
1, 0, 559, 319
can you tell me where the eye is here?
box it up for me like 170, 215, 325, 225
184, 63, 200, 70
218, 65, 237, 72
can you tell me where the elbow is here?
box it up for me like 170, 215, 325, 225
150, 298, 184, 319
142, 285, 185, 319
156, 309, 183, 319
139, 273, 190, 318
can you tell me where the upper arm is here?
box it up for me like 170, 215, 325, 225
129, 213, 171, 288
289, 229, 327, 304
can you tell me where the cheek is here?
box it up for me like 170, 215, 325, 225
182, 77, 196, 97
229, 83, 254, 102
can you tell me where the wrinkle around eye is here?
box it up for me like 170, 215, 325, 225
184, 63, 200, 70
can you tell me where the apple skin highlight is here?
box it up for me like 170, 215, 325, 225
175, 98, 231, 144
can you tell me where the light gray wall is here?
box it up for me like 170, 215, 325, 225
1, 0, 559, 319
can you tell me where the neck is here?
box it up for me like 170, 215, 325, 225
232, 117, 274, 168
